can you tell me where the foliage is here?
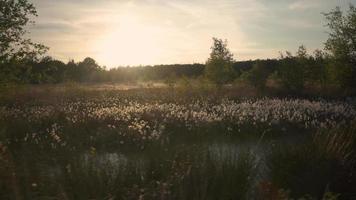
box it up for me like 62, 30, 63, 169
266, 122, 356, 199
0, 87, 355, 199
310, 49, 328, 86
0, 3, 356, 97
326, 59, 354, 88
163, 72, 177, 89
323, 5, 356, 88
0, 0, 47, 62
241, 61, 271, 91
324, 5, 356, 65
276, 50, 305, 92
205, 38, 235, 85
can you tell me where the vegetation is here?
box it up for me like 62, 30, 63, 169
0, 87, 355, 199
240, 61, 271, 92
0, 1, 356, 199
0, 0, 48, 62
1, 4, 355, 95
324, 5, 356, 88
205, 38, 236, 86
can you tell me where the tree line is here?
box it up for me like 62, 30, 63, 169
0, 56, 278, 84
204, 5, 356, 92
0, 0, 355, 93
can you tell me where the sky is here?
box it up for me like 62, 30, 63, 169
29, 0, 355, 68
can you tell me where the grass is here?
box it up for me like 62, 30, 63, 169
0, 84, 355, 199
265, 122, 356, 199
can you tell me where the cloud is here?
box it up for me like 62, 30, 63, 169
30, 21, 76, 32
288, 0, 320, 11
27, 0, 340, 66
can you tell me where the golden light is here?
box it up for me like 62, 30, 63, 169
94, 13, 163, 67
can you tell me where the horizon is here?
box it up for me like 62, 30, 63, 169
29, 0, 354, 68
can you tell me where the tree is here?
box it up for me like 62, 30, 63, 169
311, 49, 328, 86
0, 0, 47, 62
77, 57, 102, 82
277, 49, 304, 92
34, 56, 67, 83
323, 4, 356, 88
241, 62, 270, 91
296, 45, 313, 83
205, 38, 235, 85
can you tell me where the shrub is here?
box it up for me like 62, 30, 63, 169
241, 62, 270, 91
266, 122, 356, 199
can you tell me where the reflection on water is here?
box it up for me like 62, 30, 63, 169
78, 141, 268, 179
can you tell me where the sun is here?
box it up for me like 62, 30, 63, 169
94, 14, 162, 67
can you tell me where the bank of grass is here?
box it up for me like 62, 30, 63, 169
0, 81, 354, 106
0, 142, 257, 200
0, 84, 355, 199
1, 120, 352, 199
265, 122, 356, 199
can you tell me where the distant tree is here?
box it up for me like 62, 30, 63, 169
79, 57, 100, 71
0, 0, 47, 62
164, 72, 177, 89
74, 57, 101, 82
323, 4, 356, 88
34, 56, 67, 83
296, 45, 309, 62
242, 62, 270, 91
295, 45, 313, 83
205, 38, 235, 86
311, 49, 328, 86
277, 49, 304, 92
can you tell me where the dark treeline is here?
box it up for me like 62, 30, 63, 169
0, 43, 354, 94
0, 0, 355, 94
0, 57, 279, 84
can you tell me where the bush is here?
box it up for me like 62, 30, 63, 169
241, 62, 270, 91
266, 123, 356, 199
326, 60, 355, 89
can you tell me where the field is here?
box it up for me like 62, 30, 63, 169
0, 84, 356, 200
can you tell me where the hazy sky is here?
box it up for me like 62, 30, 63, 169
29, 0, 355, 67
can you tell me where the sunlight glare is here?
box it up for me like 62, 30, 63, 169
95, 13, 162, 67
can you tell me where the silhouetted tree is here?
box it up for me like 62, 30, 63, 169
34, 56, 67, 83
0, 0, 47, 62
296, 45, 312, 83
310, 49, 328, 86
242, 62, 270, 91
323, 4, 356, 88
205, 38, 235, 86
277, 49, 304, 92
70, 57, 102, 82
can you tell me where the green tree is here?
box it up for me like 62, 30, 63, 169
323, 4, 356, 88
34, 56, 67, 83
75, 57, 101, 82
277, 49, 305, 92
311, 49, 328, 86
242, 62, 270, 91
296, 45, 310, 81
205, 38, 235, 86
0, 0, 47, 62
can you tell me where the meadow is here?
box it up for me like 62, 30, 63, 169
0, 84, 355, 200
1, 0, 356, 199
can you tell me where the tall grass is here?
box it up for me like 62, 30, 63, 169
265, 122, 356, 199
0, 85, 355, 199
0, 143, 256, 199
